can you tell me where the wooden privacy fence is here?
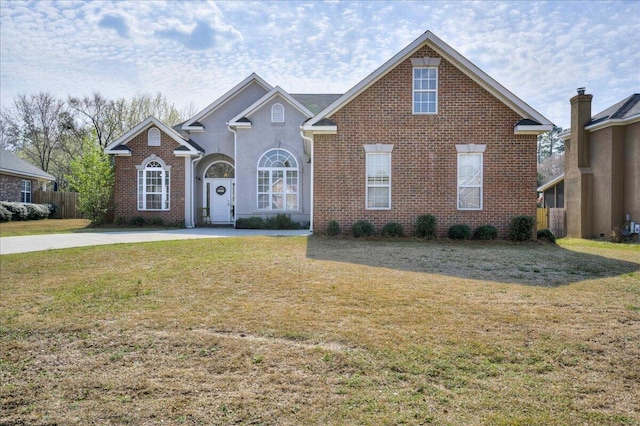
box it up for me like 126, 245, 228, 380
33, 191, 82, 219
536, 207, 566, 238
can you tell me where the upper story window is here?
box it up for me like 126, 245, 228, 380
137, 156, 170, 210
20, 180, 31, 203
148, 128, 161, 146
257, 148, 298, 211
271, 103, 284, 123
413, 67, 438, 114
456, 144, 486, 210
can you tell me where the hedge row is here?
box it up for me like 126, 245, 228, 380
0, 201, 56, 222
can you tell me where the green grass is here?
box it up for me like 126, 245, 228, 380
1, 236, 639, 425
0, 218, 91, 237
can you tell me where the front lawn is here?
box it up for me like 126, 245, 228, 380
0, 218, 91, 237
1, 237, 638, 425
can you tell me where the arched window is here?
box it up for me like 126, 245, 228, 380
257, 149, 298, 210
271, 103, 284, 123
205, 162, 235, 178
148, 127, 161, 146
137, 157, 170, 210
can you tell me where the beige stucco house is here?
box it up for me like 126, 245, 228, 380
563, 91, 640, 239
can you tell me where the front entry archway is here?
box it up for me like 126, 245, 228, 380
202, 161, 235, 224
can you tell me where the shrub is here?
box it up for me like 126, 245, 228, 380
509, 215, 535, 242
381, 222, 404, 237
0, 204, 13, 222
114, 216, 128, 226
448, 224, 471, 240
415, 214, 437, 239
129, 216, 146, 226
473, 224, 498, 240
24, 203, 50, 220
265, 213, 300, 230
537, 228, 557, 243
148, 217, 164, 227
235, 217, 266, 229
352, 220, 374, 238
45, 203, 57, 218
326, 220, 341, 236
1, 202, 28, 221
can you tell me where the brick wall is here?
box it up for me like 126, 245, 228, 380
0, 175, 39, 202
112, 128, 186, 224
314, 45, 537, 238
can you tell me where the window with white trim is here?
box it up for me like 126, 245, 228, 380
365, 149, 392, 210
148, 127, 161, 146
20, 180, 31, 203
271, 103, 284, 123
257, 149, 298, 210
456, 144, 485, 210
413, 67, 438, 114
137, 158, 170, 210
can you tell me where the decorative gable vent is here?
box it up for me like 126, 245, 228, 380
271, 103, 284, 123
148, 128, 161, 146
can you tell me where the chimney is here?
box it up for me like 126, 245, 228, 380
570, 88, 592, 167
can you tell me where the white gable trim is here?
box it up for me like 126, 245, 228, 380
514, 124, 554, 135
183, 73, 273, 129
306, 30, 552, 128
104, 116, 199, 156
228, 86, 314, 127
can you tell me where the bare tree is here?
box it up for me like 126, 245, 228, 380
68, 92, 121, 148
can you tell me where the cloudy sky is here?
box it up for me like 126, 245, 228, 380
1, 0, 638, 128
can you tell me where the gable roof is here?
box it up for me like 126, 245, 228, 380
182, 73, 273, 130
0, 149, 55, 181
586, 93, 640, 131
304, 30, 552, 133
537, 173, 564, 192
291, 94, 342, 115
228, 86, 314, 127
104, 116, 203, 156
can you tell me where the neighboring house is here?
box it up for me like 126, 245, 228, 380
106, 31, 552, 236
537, 173, 564, 208
562, 90, 640, 239
0, 149, 55, 203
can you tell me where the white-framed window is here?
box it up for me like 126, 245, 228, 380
136, 156, 170, 210
271, 103, 284, 123
364, 144, 393, 210
148, 127, 161, 146
456, 144, 485, 210
413, 67, 438, 114
257, 148, 298, 210
20, 180, 31, 203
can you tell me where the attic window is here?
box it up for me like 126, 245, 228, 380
148, 128, 161, 146
271, 103, 284, 123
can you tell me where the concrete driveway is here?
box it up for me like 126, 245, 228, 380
0, 228, 311, 255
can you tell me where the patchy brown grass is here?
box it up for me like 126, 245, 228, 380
1, 236, 638, 425
0, 219, 91, 237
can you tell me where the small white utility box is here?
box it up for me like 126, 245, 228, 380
635, 223, 640, 234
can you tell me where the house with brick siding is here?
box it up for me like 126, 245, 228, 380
0, 149, 55, 203
106, 31, 552, 236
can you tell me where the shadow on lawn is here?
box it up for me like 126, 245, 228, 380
305, 236, 640, 286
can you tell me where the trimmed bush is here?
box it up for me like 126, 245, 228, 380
415, 214, 437, 239
326, 220, 341, 236
352, 220, 374, 238
114, 216, 127, 226
148, 217, 164, 227
509, 215, 535, 242
473, 224, 498, 240
1, 202, 29, 221
129, 216, 146, 226
381, 222, 404, 237
537, 228, 557, 244
24, 203, 50, 220
0, 204, 13, 222
45, 203, 57, 218
448, 224, 471, 240
235, 217, 266, 229
265, 213, 301, 230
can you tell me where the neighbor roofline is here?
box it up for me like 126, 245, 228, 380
537, 173, 565, 192
306, 30, 552, 127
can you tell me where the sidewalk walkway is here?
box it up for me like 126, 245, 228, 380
0, 228, 311, 255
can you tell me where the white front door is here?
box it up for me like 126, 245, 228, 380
208, 178, 233, 223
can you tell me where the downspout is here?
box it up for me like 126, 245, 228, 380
190, 153, 203, 228
300, 128, 314, 233
227, 123, 237, 226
